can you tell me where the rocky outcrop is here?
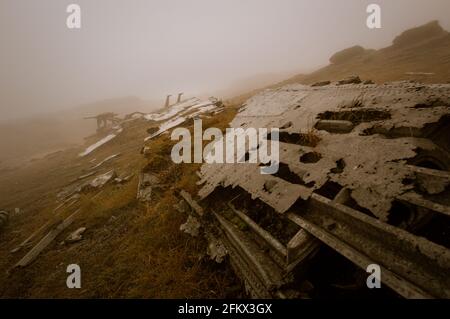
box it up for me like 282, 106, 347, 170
329, 45, 367, 64
392, 20, 447, 48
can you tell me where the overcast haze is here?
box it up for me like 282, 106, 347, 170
1, 0, 450, 120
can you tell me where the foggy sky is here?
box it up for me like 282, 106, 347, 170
1, 0, 450, 120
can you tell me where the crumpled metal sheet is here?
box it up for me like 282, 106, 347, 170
198, 81, 450, 219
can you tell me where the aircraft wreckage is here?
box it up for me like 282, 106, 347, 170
180, 80, 450, 298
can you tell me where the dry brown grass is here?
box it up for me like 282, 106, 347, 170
0, 105, 241, 298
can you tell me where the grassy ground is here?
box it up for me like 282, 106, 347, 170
0, 105, 242, 298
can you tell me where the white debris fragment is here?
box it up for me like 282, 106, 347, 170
90, 153, 121, 170
180, 215, 201, 237
79, 134, 116, 157
89, 170, 116, 188
65, 227, 86, 243
144, 117, 186, 141
144, 98, 202, 122
79, 127, 123, 157
114, 173, 134, 184
187, 104, 220, 118
143, 97, 221, 141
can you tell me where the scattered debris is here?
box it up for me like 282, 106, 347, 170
114, 173, 134, 184
144, 117, 187, 141
143, 97, 223, 141
196, 81, 450, 298
180, 216, 201, 237
15, 210, 80, 267
90, 153, 121, 170
11, 220, 53, 253
54, 194, 80, 214
79, 127, 123, 157
73, 171, 97, 182
89, 170, 117, 189
64, 227, 86, 244
84, 112, 120, 131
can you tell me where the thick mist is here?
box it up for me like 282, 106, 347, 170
1, 0, 450, 121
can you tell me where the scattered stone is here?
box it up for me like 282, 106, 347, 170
11, 220, 53, 253
75, 171, 97, 181
15, 210, 80, 267
180, 216, 201, 237
364, 80, 375, 85
114, 173, 134, 184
